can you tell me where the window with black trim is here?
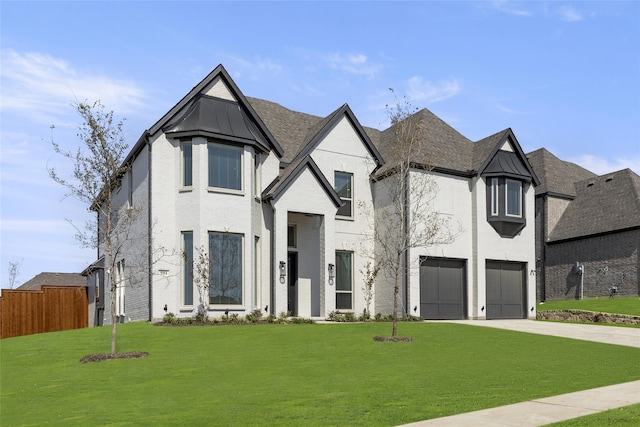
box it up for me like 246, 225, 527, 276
485, 177, 526, 237
182, 142, 193, 188
208, 142, 242, 191
335, 251, 353, 310
335, 172, 353, 218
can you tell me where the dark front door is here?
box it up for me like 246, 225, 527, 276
420, 258, 466, 320
486, 261, 526, 319
287, 252, 298, 316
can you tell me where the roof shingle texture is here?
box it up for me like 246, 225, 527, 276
548, 169, 640, 242
527, 148, 596, 197
18, 272, 86, 290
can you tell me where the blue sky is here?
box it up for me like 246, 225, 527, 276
1, 1, 639, 288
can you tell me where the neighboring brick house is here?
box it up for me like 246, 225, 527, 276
527, 148, 640, 300
84, 64, 540, 324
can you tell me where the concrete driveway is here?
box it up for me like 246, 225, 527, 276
441, 319, 640, 348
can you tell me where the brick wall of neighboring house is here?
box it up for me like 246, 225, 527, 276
544, 229, 639, 300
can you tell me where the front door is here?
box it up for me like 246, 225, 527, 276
287, 252, 298, 316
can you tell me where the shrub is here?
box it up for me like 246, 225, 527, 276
162, 312, 177, 324
344, 312, 356, 322
245, 309, 263, 323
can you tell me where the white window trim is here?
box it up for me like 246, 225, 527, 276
505, 179, 522, 218
490, 178, 499, 216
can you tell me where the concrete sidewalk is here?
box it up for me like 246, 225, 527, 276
398, 320, 640, 426
398, 380, 640, 427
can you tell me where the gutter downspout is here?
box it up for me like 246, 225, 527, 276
541, 195, 547, 302
403, 170, 410, 316
145, 132, 153, 321
269, 202, 276, 316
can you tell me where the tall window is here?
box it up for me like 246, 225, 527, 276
254, 153, 261, 198
208, 143, 242, 191
335, 251, 353, 310
506, 179, 522, 217
182, 142, 192, 187
209, 232, 243, 305
335, 172, 353, 217
127, 168, 134, 207
490, 178, 499, 216
115, 259, 126, 317
182, 231, 193, 306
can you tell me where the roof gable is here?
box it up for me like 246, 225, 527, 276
263, 156, 342, 208
127, 65, 283, 164
290, 104, 384, 168
476, 129, 539, 185
162, 94, 271, 152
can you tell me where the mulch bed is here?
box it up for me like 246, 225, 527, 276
373, 336, 413, 342
79, 351, 149, 364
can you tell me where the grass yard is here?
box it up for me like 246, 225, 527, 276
546, 403, 640, 426
538, 296, 640, 317
2, 322, 639, 426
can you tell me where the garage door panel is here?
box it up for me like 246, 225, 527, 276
486, 261, 525, 319
420, 258, 466, 320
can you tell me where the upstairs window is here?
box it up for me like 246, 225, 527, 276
490, 178, 499, 216
506, 179, 522, 217
182, 142, 192, 188
208, 143, 242, 191
485, 177, 526, 237
335, 172, 353, 218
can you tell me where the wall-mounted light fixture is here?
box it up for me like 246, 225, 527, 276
279, 261, 286, 284
328, 263, 335, 286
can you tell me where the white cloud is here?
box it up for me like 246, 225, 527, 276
0, 49, 148, 123
406, 76, 461, 104
491, 1, 532, 17
556, 5, 583, 22
326, 52, 382, 77
570, 154, 640, 176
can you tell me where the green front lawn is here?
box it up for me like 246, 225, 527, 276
546, 403, 640, 426
538, 296, 640, 317
2, 322, 639, 426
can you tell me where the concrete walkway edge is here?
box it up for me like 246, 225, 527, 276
397, 380, 640, 427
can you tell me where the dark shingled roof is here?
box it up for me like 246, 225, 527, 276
18, 272, 86, 290
375, 108, 473, 176
548, 168, 640, 242
526, 148, 596, 197
247, 97, 324, 164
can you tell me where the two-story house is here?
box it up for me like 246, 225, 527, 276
85, 64, 539, 325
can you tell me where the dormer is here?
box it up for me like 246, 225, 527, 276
476, 130, 539, 237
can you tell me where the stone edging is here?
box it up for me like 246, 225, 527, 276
537, 309, 640, 325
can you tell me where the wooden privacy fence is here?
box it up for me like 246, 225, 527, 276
0, 286, 88, 339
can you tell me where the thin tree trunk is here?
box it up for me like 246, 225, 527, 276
392, 254, 401, 337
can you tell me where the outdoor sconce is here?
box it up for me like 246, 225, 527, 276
328, 263, 335, 286
279, 261, 286, 284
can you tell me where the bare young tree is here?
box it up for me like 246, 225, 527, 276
6, 259, 23, 289
192, 245, 211, 320
371, 92, 459, 337
49, 100, 138, 355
